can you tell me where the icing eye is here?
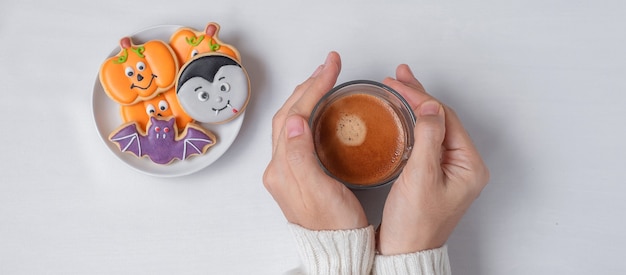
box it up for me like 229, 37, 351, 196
220, 83, 230, 92
136, 62, 146, 71
125, 66, 134, 77
146, 104, 156, 115
155, 126, 161, 132
158, 100, 168, 111
198, 91, 209, 102
191, 49, 199, 58
164, 127, 170, 133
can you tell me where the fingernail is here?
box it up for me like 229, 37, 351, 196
324, 52, 333, 66
404, 64, 415, 77
311, 52, 333, 78
419, 101, 442, 116
286, 116, 304, 138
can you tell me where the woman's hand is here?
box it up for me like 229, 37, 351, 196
378, 65, 490, 255
263, 52, 368, 230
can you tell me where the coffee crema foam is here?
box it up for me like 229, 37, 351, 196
314, 93, 405, 186
336, 113, 366, 146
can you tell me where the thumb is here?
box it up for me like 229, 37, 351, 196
284, 115, 321, 177
407, 100, 446, 176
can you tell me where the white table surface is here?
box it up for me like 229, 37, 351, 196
1, 0, 625, 274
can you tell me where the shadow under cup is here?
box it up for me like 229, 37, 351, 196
309, 80, 416, 190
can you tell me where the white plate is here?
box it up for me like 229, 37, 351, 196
92, 25, 245, 177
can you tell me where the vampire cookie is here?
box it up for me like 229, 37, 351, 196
176, 54, 250, 124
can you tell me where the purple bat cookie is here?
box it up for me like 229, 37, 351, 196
109, 117, 216, 165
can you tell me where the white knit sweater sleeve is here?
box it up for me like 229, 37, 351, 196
287, 223, 375, 275
373, 245, 451, 275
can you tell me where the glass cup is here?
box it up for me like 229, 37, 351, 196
309, 80, 416, 189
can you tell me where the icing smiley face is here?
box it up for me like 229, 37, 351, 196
99, 37, 179, 105
176, 54, 250, 124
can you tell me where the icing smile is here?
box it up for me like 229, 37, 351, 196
130, 74, 157, 90
211, 100, 239, 116
212, 100, 230, 115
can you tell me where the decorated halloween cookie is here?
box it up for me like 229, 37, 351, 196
120, 88, 193, 131
176, 54, 250, 124
94, 23, 248, 172
100, 37, 179, 105
109, 117, 216, 165
169, 22, 241, 66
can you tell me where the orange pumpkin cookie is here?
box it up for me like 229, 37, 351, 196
100, 37, 179, 105
120, 88, 193, 131
169, 22, 241, 66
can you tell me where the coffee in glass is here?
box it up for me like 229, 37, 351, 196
310, 80, 416, 189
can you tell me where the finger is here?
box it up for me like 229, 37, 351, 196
387, 64, 477, 163
439, 105, 489, 193
287, 51, 342, 121
276, 65, 324, 119
271, 63, 326, 151
265, 119, 300, 200
383, 77, 432, 112
395, 64, 427, 93
403, 100, 446, 186
282, 114, 331, 192
441, 105, 476, 152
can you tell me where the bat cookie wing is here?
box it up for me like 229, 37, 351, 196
109, 123, 143, 157
180, 124, 217, 160
107, 118, 216, 165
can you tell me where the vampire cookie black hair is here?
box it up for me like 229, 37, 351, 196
177, 55, 241, 93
